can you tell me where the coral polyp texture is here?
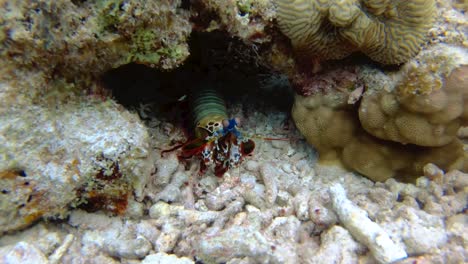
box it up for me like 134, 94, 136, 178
292, 89, 405, 182
275, 0, 354, 60
359, 44, 468, 146
275, 0, 436, 64
292, 89, 468, 182
292, 44, 468, 182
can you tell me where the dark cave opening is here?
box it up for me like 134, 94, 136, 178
101, 31, 294, 123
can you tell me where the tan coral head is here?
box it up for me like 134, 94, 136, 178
275, 0, 436, 64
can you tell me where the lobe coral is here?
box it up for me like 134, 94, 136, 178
291, 44, 468, 182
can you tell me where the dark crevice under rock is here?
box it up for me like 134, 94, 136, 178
102, 31, 293, 117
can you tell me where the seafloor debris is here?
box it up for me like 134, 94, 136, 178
0, 241, 48, 264
0, 122, 466, 263
141, 252, 194, 264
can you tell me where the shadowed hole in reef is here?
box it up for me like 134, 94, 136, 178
101, 31, 293, 126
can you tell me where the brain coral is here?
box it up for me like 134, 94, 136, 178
275, 0, 436, 64
359, 44, 468, 146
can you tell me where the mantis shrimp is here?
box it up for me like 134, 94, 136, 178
162, 88, 256, 177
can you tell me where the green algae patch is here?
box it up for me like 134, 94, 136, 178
237, 0, 253, 15
127, 27, 188, 67
96, 0, 127, 33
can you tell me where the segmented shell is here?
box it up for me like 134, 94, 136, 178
191, 88, 228, 138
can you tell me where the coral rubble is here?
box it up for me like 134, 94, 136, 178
2, 153, 465, 263
0, 241, 48, 264
329, 183, 407, 263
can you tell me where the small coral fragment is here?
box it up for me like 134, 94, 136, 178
329, 183, 408, 263
275, 0, 436, 64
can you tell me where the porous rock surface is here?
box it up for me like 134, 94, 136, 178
0, 77, 153, 233
0, 0, 191, 77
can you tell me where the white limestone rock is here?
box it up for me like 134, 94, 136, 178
0, 223, 61, 256
388, 206, 448, 255
0, 98, 153, 233
0, 242, 48, 264
153, 154, 179, 187
195, 227, 273, 263
154, 171, 189, 203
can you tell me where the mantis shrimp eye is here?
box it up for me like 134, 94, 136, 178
222, 119, 230, 128
234, 117, 241, 127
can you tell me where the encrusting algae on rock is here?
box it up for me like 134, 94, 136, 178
0, 0, 191, 78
